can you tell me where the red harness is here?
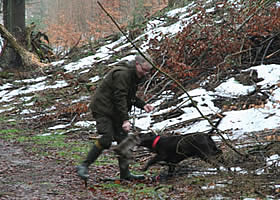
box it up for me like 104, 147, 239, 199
152, 136, 160, 149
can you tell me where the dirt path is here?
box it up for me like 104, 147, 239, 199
0, 140, 92, 200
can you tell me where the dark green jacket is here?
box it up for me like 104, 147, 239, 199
89, 61, 146, 122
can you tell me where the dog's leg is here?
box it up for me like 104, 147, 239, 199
167, 164, 176, 176
200, 155, 221, 170
142, 155, 162, 171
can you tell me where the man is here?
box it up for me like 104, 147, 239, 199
77, 54, 154, 181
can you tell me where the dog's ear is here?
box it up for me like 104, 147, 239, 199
147, 132, 157, 137
138, 132, 157, 140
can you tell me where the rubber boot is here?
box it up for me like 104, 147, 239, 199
77, 143, 103, 180
118, 157, 145, 181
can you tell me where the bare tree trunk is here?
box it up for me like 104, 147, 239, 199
1, 0, 25, 68
4, 0, 25, 35
0, 0, 3, 24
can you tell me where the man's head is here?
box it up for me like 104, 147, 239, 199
135, 54, 153, 78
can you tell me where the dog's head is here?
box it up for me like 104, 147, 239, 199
138, 132, 158, 149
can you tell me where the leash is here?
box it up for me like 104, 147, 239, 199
132, 104, 136, 131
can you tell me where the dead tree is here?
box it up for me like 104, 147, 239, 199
0, 24, 49, 68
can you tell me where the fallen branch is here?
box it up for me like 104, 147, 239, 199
0, 24, 49, 68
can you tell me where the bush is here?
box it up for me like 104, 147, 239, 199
148, 0, 280, 86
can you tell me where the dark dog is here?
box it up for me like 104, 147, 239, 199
139, 132, 223, 175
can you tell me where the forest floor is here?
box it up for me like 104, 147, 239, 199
1, 125, 278, 200
0, 60, 279, 199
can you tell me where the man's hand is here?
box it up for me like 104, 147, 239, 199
122, 120, 131, 132
144, 104, 154, 113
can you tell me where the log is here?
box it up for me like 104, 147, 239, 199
0, 24, 49, 68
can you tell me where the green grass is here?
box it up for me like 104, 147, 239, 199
97, 182, 162, 199
0, 129, 20, 134
31, 135, 66, 145
0, 117, 23, 139
0, 129, 21, 139
26, 134, 91, 159
95, 154, 118, 165
0, 126, 89, 161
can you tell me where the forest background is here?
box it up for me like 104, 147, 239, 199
23, 0, 169, 52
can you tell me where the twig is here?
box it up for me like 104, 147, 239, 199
265, 49, 280, 59
63, 34, 82, 58
261, 38, 274, 64
70, 114, 78, 125
146, 80, 173, 104
144, 55, 168, 96
144, 70, 158, 96
217, 47, 253, 69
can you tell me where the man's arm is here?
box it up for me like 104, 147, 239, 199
134, 97, 154, 113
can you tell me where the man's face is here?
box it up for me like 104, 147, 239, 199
136, 62, 152, 78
